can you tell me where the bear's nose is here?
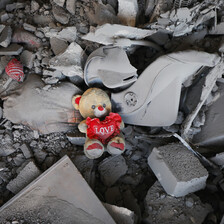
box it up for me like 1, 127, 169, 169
98, 106, 104, 111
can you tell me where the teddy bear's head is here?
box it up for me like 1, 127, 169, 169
72, 88, 112, 119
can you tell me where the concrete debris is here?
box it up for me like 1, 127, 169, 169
118, 0, 138, 26
6, 161, 41, 194
182, 60, 224, 140
20, 143, 33, 159
52, 5, 70, 24
23, 23, 36, 32
12, 29, 41, 48
144, 181, 213, 224
82, 23, 157, 45
148, 143, 208, 197
66, 0, 76, 15
30, 0, 40, 13
98, 155, 128, 186
20, 50, 35, 69
209, 22, 224, 35
0, 44, 23, 55
49, 42, 84, 78
0, 26, 12, 48
103, 203, 136, 224
32, 15, 54, 26
41, 26, 77, 42
0, 156, 116, 224
53, 0, 65, 7
67, 132, 85, 145
50, 37, 68, 55
6, 2, 25, 12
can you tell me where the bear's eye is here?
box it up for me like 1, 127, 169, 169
103, 104, 106, 108
91, 105, 95, 109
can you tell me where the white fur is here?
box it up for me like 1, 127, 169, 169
94, 107, 107, 117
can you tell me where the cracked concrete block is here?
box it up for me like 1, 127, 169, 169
66, 0, 76, 15
0, 26, 12, 48
50, 37, 68, 55
103, 203, 136, 224
49, 42, 84, 78
148, 143, 208, 197
0, 44, 23, 55
6, 161, 41, 194
20, 143, 33, 159
20, 50, 35, 69
118, 0, 138, 26
98, 155, 128, 186
53, 5, 70, 24
144, 181, 212, 224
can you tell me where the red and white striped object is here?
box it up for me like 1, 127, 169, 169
5, 58, 24, 82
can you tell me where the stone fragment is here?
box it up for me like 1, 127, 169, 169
49, 42, 84, 78
66, 132, 85, 146
13, 154, 25, 166
23, 23, 36, 32
50, 37, 68, 55
0, 44, 23, 55
0, 145, 16, 157
6, 161, 41, 194
6, 2, 25, 12
0, 11, 9, 22
20, 143, 33, 159
0, 0, 13, 10
144, 181, 213, 224
210, 152, 224, 166
103, 203, 136, 224
66, 0, 76, 15
148, 143, 208, 197
0, 25, 5, 34
12, 29, 41, 48
0, 26, 12, 47
33, 15, 54, 26
53, 0, 65, 7
30, 0, 40, 13
52, 5, 70, 24
118, 0, 138, 26
98, 155, 128, 186
82, 23, 157, 45
20, 50, 35, 69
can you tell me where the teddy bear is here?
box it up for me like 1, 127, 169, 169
72, 88, 125, 159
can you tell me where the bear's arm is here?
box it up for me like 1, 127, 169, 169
120, 121, 125, 130
78, 120, 88, 133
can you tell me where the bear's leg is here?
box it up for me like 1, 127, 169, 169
84, 137, 104, 159
107, 134, 125, 155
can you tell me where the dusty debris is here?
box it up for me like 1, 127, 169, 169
52, 4, 70, 24
148, 143, 208, 197
0, 43, 23, 55
144, 181, 213, 224
66, 0, 76, 15
0, 26, 12, 48
98, 155, 128, 186
20, 143, 33, 159
50, 37, 68, 55
6, 161, 41, 194
20, 50, 35, 69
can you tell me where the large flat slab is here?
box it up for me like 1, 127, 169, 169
0, 156, 115, 224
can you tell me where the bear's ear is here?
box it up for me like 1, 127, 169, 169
72, 95, 82, 110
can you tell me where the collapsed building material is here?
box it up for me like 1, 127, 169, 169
210, 152, 224, 166
112, 51, 220, 127
144, 181, 213, 224
84, 46, 138, 89
0, 44, 23, 55
20, 50, 35, 69
98, 155, 128, 187
148, 143, 208, 197
0, 26, 12, 48
6, 161, 41, 194
3, 74, 82, 134
0, 156, 116, 224
66, 0, 76, 15
182, 60, 224, 140
82, 23, 158, 45
50, 37, 68, 55
52, 4, 70, 24
49, 42, 84, 79
117, 0, 138, 26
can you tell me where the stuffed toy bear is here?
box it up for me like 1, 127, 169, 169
72, 88, 125, 159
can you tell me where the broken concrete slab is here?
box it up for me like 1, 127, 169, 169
118, 0, 138, 26
0, 26, 12, 48
49, 42, 84, 78
182, 60, 224, 140
144, 181, 213, 224
20, 50, 35, 69
84, 46, 138, 89
6, 161, 41, 194
0, 44, 23, 55
0, 156, 116, 224
112, 51, 220, 127
98, 155, 128, 187
103, 203, 136, 224
50, 37, 68, 55
52, 5, 70, 24
41, 26, 77, 42
20, 143, 33, 159
66, 0, 76, 15
148, 143, 208, 197
82, 23, 158, 45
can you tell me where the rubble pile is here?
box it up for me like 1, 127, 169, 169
0, 0, 224, 223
